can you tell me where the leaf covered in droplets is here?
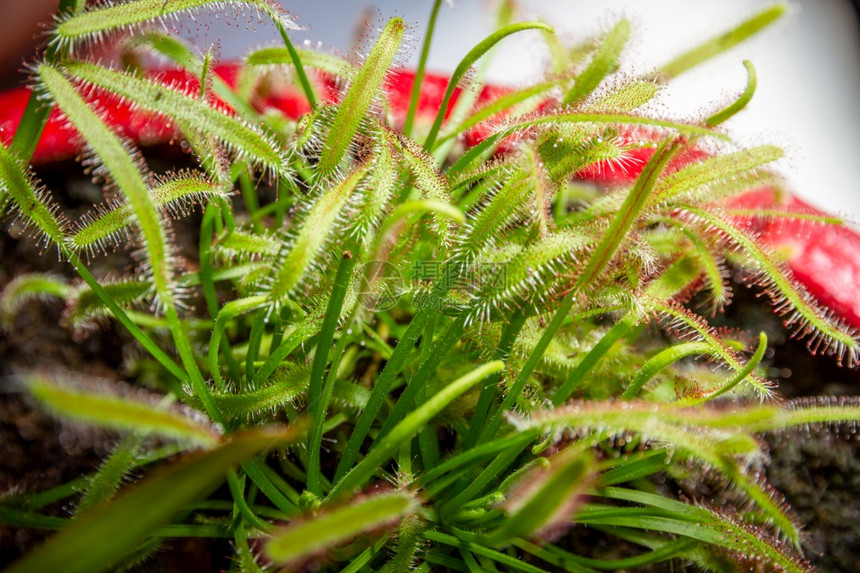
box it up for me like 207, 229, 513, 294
70, 173, 226, 255
0, 143, 68, 249
38, 62, 178, 309
264, 490, 421, 566
25, 374, 219, 447
680, 205, 860, 366
263, 163, 370, 303
61, 61, 290, 177
53, 0, 298, 52
0, 273, 70, 328
315, 18, 405, 178
485, 444, 594, 546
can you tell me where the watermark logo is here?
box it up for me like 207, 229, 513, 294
354, 260, 405, 311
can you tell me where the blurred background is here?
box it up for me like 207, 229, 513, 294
3, 1, 859, 219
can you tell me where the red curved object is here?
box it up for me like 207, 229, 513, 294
2, 63, 858, 331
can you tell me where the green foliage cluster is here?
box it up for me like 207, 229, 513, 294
1, 1, 858, 571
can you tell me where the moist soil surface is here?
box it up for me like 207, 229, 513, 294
1, 161, 859, 571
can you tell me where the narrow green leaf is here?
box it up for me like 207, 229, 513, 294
0, 143, 68, 248
307, 245, 360, 495
62, 61, 288, 176
0, 274, 70, 328
424, 530, 550, 573
38, 63, 175, 308
599, 449, 672, 486
265, 491, 420, 565
553, 319, 637, 404
678, 332, 767, 405
658, 3, 788, 79
650, 145, 782, 206
198, 363, 310, 421
5, 427, 302, 573
316, 18, 405, 177
54, 0, 297, 50
135, 31, 257, 120
66, 279, 151, 331
246, 46, 356, 79
76, 435, 143, 514
707, 60, 757, 126
329, 361, 504, 500
682, 205, 860, 366
383, 127, 454, 242
563, 19, 630, 105
7, 0, 84, 159
623, 341, 713, 399
447, 111, 719, 179
436, 76, 571, 146
265, 164, 369, 303
404, 0, 445, 137
424, 21, 554, 150
26, 375, 218, 448
213, 227, 281, 262
576, 140, 680, 289
454, 169, 531, 260
591, 488, 811, 572
70, 174, 226, 254
419, 429, 542, 491
587, 80, 660, 112
486, 446, 593, 546
649, 300, 773, 397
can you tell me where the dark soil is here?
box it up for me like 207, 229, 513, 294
715, 283, 860, 573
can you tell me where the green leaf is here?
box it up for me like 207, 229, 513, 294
265, 163, 369, 303
213, 226, 281, 262
677, 331, 767, 405
246, 46, 356, 80
5, 427, 302, 573
76, 435, 143, 514
423, 21, 554, 150
316, 18, 405, 177
0, 143, 68, 248
70, 173, 226, 255
649, 299, 773, 397
485, 445, 593, 546
135, 31, 257, 120
65, 279, 151, 331
62, 61, 289, 177
0, 274, 70, 328
436, 76, 571, 147
589, 488, 812, 572
707, 60, 757, 126
329, 361, 504, 500
681, 205, 860, 366
563, 19, 630, 105
454, 169, 531, 261
623, 341, 714, 399
38, 63, 175, 309
53, 0, 297, 51
650, 145, 783, 206
265, 491, 421, 566
25, 374, 218, 448
197, 363, 310, 422
657, 3, 788, 79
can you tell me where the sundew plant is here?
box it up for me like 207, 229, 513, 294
1, 0, 859, 571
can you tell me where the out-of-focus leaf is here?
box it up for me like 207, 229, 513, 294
5, 427, 301, 573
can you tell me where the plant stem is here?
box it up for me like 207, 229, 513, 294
307, 245, 359, 495
403, 0, 444, 138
